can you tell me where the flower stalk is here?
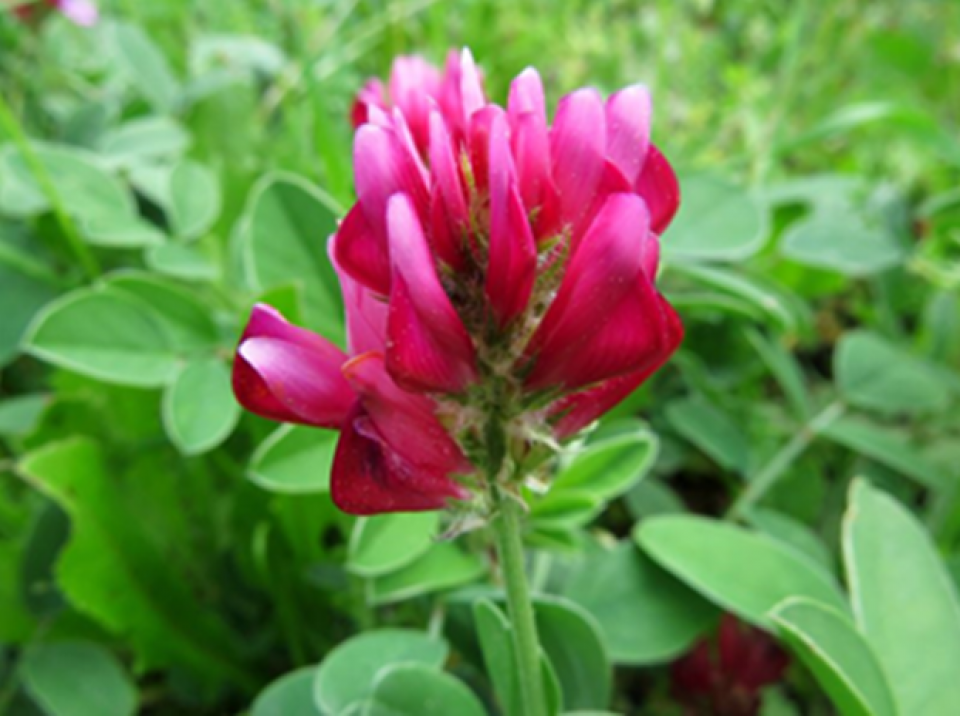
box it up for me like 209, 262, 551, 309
492, 487, 548, 716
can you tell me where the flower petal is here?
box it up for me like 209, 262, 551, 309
388, 56, 441, 152
508, 68, 547, 126
57, 0, 98, 26
385, 194, 478, 393
459, 48, 486, 122
636, 143, 680, 234
342, 352, 471, 474
605, 84, 651, 187
330, 234, 388, 354
468, 105, 506, 197
525, 193, 658, 390
233, 304, 354, 427
550, 88, 606, 232
331, 404, 467, 515
351, 78, 385, 128
486, 114, 537, 328
333, 203, 391, 297
511, 111, 556, 228
427, 111, 468, 269
550, 295, 682, 437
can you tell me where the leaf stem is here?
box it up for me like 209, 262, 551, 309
726, 400, 846, 520
491, 490, 547, 716
0, 92, 99, 280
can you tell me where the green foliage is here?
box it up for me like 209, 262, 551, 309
2, 0, 960, 714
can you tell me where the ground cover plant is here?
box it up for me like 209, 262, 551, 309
1, 1, 960, 715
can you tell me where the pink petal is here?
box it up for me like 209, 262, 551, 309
550, 88, 607, 232
333, 203, 391, 297
351, 78, 385, 128
331, 404, 466, 515
508, 68, 547, 126
636, 144, 680, 234
427, 112, 468, 269
389, 56, 441, 153
511, 111, 558, 238
459, 48, 486, 122
525, 194, 658, 390
57, 0, 98, 26
468, 105, 506, 197
342, 352, 472, 474
486, 114, 537, 328
551, 295, 682, 437
354, 123, 429, 245
330, 234, 388, 354
385, 194, 478, 393
605, 85, 651, 187
233, 304, 354, 428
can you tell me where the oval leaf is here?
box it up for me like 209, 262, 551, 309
162, 358, 239, 455
843, 480, 960, 716
248, 425, 337, 493
347, 513, 438, 578
251, 667, 324, 716
636, 515, 847, 627
364, 664, 485, 716
771, 598, 896, 716
313, 630, 448, 715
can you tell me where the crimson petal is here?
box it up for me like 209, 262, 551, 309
636, 144, 680, 234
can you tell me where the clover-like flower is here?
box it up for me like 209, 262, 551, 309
235, 49, 682, 516
12, 0, 98, 26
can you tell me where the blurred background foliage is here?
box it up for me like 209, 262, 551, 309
1, 1, 960, 715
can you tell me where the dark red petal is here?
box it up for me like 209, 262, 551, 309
550, 295, 682, 437
342, 351, 471, 474
330, 404, 467, 515
334, 203, 391, 297
636, 144, 680, 234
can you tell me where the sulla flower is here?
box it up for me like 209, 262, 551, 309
671, 614, 791, 716
234, 49, 683, 516
11, 0, 98, 26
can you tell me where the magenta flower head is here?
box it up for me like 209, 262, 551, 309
234, 49, 682, 516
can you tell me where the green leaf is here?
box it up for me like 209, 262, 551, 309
771, 598, 896, 716
835, 330, 949, 414
81, 213, 166, 249
563, 542, 715, 664
473, 599, 522, 716
18, 439, 251, 685
554, 428, 658, 502
530, 492, 603, 529
251, 667, 325, 716
103, 272, 220, 353
347, 513, 438, 578
313, 630, 448, 715
821, 416, 948, 489
162, 358, 239, 455
665, 395, 750, 473
0, 225, 59, 367
663, 174, 767, 262
24, 288, 178, 388
624, 479, 686, 520
746, 508, 833, 572
745, 328, 811, 419
99, 117, 190, 170
0, 393, 50, 437
780, 195, 905, 276
248, 425, 337, 493
239, 173, 345, 344
21, 641, 137, 716
0, 143, 134, 222
112, 22, 181, 113
843, 480, 960, 715
145, 243, 220, 282
535, 595, 611, 711
636, 515, 847, 627
370, 543, 485, 605
169, 160, 221, 240
363, 664, 485, 716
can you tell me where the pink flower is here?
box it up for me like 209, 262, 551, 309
235, 49, 682, 515
12, 0, 98, 26
351, 50, 486, 156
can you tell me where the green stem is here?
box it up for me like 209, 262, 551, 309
492, 492, 547, 716
726, 400, 846, 520
0, 92, 99, 280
